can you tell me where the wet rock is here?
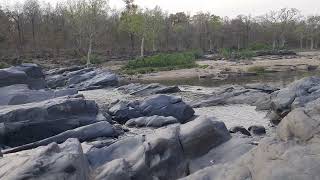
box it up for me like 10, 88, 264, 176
229, 126, 251, 136
110, 95, 195, 124
87, 117, 231, 180
46, 67, 118, 90
125, 115, 179, 128
117, 83, 181, 96
0, 95, 101, 147
0, 139, 90, 180
0, 84, 78, 106
182, 96, 320, 180
248, 125, 266, 136
0, 63, 45, 89
269, 76, 320, 124
3, 121, 115, 154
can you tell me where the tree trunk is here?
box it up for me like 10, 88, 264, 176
32, 18, 36, 50
272, 39, 276, 50
237, 36, 241, 51
130, 33, 135, 55
152, 38, 156, 52
311, 37, 314, 50
315, 39, 318, 49
140, 36, 145, 57
300, 35, 303, 49
87, 34, 93, 67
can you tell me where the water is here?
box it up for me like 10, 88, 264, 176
133, 71, 320, 88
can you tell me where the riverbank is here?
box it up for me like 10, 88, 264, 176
119, 51, 320, 83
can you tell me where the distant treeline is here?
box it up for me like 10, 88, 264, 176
0, 0, 319, 60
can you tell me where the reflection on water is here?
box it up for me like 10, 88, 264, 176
133, 71, 320, 88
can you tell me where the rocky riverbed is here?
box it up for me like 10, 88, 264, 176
0, 63, 320, 180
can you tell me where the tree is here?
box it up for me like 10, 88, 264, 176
23, 0, 40, 50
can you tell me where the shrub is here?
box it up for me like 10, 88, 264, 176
122, 52, 198, 74
0, 62, 9, 69
81, 54, 104, 65
248, 43, 272, 51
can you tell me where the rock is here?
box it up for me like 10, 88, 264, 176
229, 126, 251, 136
46, 67, 118, 90
248, 125, 266, 135
0, 139, 90, 180
244, 83, 280, 93
182, 96, 320, 180
191, 85, 272, 110
87, 117, 231, 180
0, 84, 78, 106
269, 76, 320, 124
117, 83, 181, 96
110, 95, 195, 124
3, 121, 115, 154
0, 95, 102, 147
0, 63, 46, 89
188, 136, 255, 174
125, 115, 179, 128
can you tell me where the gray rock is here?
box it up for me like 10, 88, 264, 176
117, 83, 181, 96
269, 76, 320, 124
0, 95, 101, 147
191, 85, 272, 110
0, 63, 46, 89
110, 95, 195, 124
0, 84, 78, 106
46, 67, 118, 90
182, 96, 320, 180
125, 115, 179, 128
3, 121, 115, 154
0, 138, 90, 180
88, 117, 231, 180
244, 83, 280, 93
248, 125, 266, 136
229, 126, 251, 136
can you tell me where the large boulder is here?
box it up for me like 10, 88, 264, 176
0, 84, 78, 106
117, 83, 181, 96
3, 121, 116, 154
182, 97, 320, 180
269, 76, 320, 124
109, 95, 195, 124
87, 117, 231, 180
0, 95, 103, 147
46, 67, 118, 90
0, 63, 45, 89
0, 138, 90, 180
125, 115, 179, 128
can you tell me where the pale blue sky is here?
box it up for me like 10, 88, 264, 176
3, 0, 320, 17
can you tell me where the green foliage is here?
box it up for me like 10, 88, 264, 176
0, 62, 9, 69
122, 52, 198, 74
247, 66, 266, 73
80, 54, 104, 65
219, 48, 256, 59
248, 43, 272, 51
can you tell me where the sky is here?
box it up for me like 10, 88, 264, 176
3, 0, 320, 17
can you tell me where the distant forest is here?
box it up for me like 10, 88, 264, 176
0, 0, 320, 60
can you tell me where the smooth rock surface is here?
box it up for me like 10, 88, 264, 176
0, 95, 101, 147
0, 139, 90, 180
3, 121, 115, 154
110, 95, 195, 124
269, 76, 320, 124
0, 84, 77, 105
182, 96, 320, 180
125, 115, 179, 128
117, 83, 181, 96
88, 117, 231, 180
